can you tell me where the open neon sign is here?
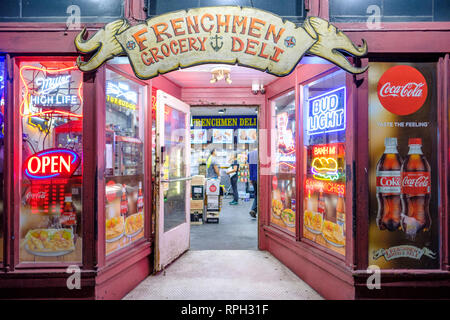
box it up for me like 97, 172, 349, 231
24, 148, 81, 180
307, 86, 346, 136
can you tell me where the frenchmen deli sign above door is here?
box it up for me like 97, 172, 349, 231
75, 6, 368, 78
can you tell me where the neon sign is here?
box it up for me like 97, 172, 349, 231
0, 56, 4, 109
307, 86, 346, 136
19, 65, 83, 119
311, 157, 340, 181
305, 178, 345, 196
310, 143, 345, 181
106, 81, 138, 110
24, 148, 81, 180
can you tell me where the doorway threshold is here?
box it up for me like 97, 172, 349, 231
124, 250, 323, 300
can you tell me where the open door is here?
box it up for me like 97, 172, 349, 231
154, 90, 191, 271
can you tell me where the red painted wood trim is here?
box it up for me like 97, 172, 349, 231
446, 54, 450, 271
3, 55, 13, 272
355, 58, 369, 271
82, 69, 97, 270
345, 67, 356, 269
335, 22, 450, 31
95, 65, 106, 268
96, 242, 151, 284
438, 55, 449, 271
344, 30, 450, 53
12, 57, 21, 269
295, 65, 301, 241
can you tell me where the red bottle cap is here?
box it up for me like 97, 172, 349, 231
408, 138, 422, 145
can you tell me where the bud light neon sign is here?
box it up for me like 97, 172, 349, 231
307, 87, 346, 136
24, 148, 81, 180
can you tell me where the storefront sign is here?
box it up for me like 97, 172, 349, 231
368, 62, 439, 270
192, 116, 256, 129
307, 87, 346, 136
75, 6, 368, 78
24, 148, 81, 180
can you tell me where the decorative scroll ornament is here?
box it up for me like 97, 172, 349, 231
75, 6, 368, 78
373, 245, 437, 261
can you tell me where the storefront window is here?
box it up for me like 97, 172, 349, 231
329, 0, 450, 23
302, 70, 346, 256
0, 56, 5, 263
105, 67, 146, 256
0, 0, 124, 22
19, 59, 83, 263
270, 90, 296, 234
148, 0, 305, 24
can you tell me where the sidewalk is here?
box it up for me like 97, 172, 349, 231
123, 250, 323, 300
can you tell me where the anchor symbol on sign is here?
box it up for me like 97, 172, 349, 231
210, 34, 223, 52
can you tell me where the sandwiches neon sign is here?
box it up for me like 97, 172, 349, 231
307, 87, 346, 136
24, 148, 81, 180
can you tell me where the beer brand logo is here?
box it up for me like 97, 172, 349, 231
377, 65, 428, 115
401, 172, 431, 195
376, 170, 401, 194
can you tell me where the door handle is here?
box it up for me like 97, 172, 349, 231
161, 176, 193, 183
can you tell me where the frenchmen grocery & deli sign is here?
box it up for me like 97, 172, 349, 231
75, 6, 368, 78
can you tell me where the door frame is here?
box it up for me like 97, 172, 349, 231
189, 104, 261, 249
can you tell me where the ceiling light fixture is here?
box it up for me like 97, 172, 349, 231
210, 67, 232, 84
251, 82, 265, 95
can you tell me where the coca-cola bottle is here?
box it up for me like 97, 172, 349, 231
400, 138, 431, 238
376, 137, 402, 231
317, 188, 326, 219
120, 184, 128, 217
137, 181, 144, 214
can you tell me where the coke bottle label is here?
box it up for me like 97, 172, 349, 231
376, 170, 401, 194
401, 172, 431, 195
61, 211, 76, 225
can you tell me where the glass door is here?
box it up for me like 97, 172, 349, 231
155, 90, 191, 271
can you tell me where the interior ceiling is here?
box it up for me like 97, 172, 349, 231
162, 64, 278, 88
191, 106, 258, 116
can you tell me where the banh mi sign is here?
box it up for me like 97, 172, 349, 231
75, 6, 368, 78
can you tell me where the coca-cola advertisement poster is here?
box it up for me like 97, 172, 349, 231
368, 62, 439, 269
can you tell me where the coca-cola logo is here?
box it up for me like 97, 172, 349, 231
379, 176, 401, 187
25, 191, 47, 201
402, 175, 430, 188
401, 172, 431, 195
377, 65, 428, 116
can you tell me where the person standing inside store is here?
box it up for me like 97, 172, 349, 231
248, 148, 258, 218
206, 148, 220, 179
227, 153, 240, 205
